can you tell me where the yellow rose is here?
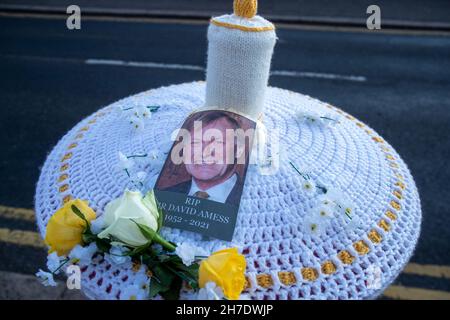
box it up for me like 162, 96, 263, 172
45, 199, 96, 256
199, 248, 246, 300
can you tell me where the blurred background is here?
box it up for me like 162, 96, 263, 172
0, 0, 449, 299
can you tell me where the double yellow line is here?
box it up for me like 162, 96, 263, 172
0, 205, 449, 299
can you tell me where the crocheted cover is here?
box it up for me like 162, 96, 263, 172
35, 81, 421, 300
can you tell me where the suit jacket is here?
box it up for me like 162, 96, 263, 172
160, 179, 243, 206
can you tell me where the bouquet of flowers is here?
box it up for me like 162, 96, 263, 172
36, 189, 246, 300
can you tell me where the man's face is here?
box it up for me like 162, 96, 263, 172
185, 117, 235, 181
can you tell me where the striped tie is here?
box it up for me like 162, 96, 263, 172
193, 191, 210, 199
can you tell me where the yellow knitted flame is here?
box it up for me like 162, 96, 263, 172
233, 0, 258, 18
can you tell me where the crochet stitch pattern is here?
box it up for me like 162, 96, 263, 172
35, 82, 421, 300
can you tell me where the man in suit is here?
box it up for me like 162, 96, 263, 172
161, 111, 246, 206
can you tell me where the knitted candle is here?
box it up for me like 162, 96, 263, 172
204, 0, 277, 120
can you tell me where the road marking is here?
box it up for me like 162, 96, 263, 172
271, 70, 366, 82
85, 58, 204, 71
1, 54, 367, 83
85, 58, 367, 82
403, 263, 450, 279
0, 205, 35, 222
383, 285, 450, 300
0, 228, 46, 249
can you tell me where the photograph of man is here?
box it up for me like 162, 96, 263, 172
156, 110, 255, 206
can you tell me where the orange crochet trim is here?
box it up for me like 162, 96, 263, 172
210, 19, 275, 32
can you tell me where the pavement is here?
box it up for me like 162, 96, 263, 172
0, 0, 450, 29
0, 10, 449, 299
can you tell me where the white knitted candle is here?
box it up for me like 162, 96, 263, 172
204, 0, 277, 120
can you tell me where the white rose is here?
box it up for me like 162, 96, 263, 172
97, 189, 159, 247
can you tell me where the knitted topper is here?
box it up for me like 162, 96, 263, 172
204, 0, 276, 120
234, 0, 258, 18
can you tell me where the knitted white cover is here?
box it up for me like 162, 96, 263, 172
205, 14, 276, 119
35, 82, 421, 300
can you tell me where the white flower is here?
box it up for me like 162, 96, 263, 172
133, 171, 147, 184
118, 152, 134, 170
148, 149, 160, 160
314, 205, 334, 219
303, 215, 327, 236
298, 110, 321, 124
175, 242, 208, 267
46, 252, 62, 274
129, 116, 145, 132
104, 245, 132, 265
316, 195, 335, 208
147, 149, 164, 168
36, 269, 57, 287
338, 199, 355, 219
239, 294, 252, 300
120, 284, 147, 300
97, 190, 159, 247
301, 180, 317, 195
134, 273, 151, 292
69, 243, 98, 265
90, 215, 106, 234
197, 282, 224, 300
135, 106, 151, 120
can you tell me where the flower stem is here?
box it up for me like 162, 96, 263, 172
153, 234, 176, 252
52, 258, 70, 275
127, 154, 148, 159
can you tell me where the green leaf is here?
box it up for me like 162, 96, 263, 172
95, 238, 111, 253
153, 265, 174, 288
157, 206, 164, 232
160, 277, 182, 300
126, 244, 150, 257
147, 105, 160, 113
149, 278, 167, 298
131, 219, 157, 242
71, 205, 92, 234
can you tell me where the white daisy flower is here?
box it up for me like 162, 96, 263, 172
69, 243, 98, 265
298, 110, 321, 124
36, 269, 57, 287
46, 252, 62, 275
118, 152, 134, 170
175, 242, 208, 267
301, 180, 317, 195
197, 282, 224, 300
133, 171, 147, 184
303, 215, 327, 236
135, 106, 151, 120
104, 245, 132, 266
90, 215, 105, 234
338, 200, 355, 219
129, 116, 145, 132
316, 195, 335, 208
120, 284, 147, 300
314, 205, 334, 219
134, 273, 151, 292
